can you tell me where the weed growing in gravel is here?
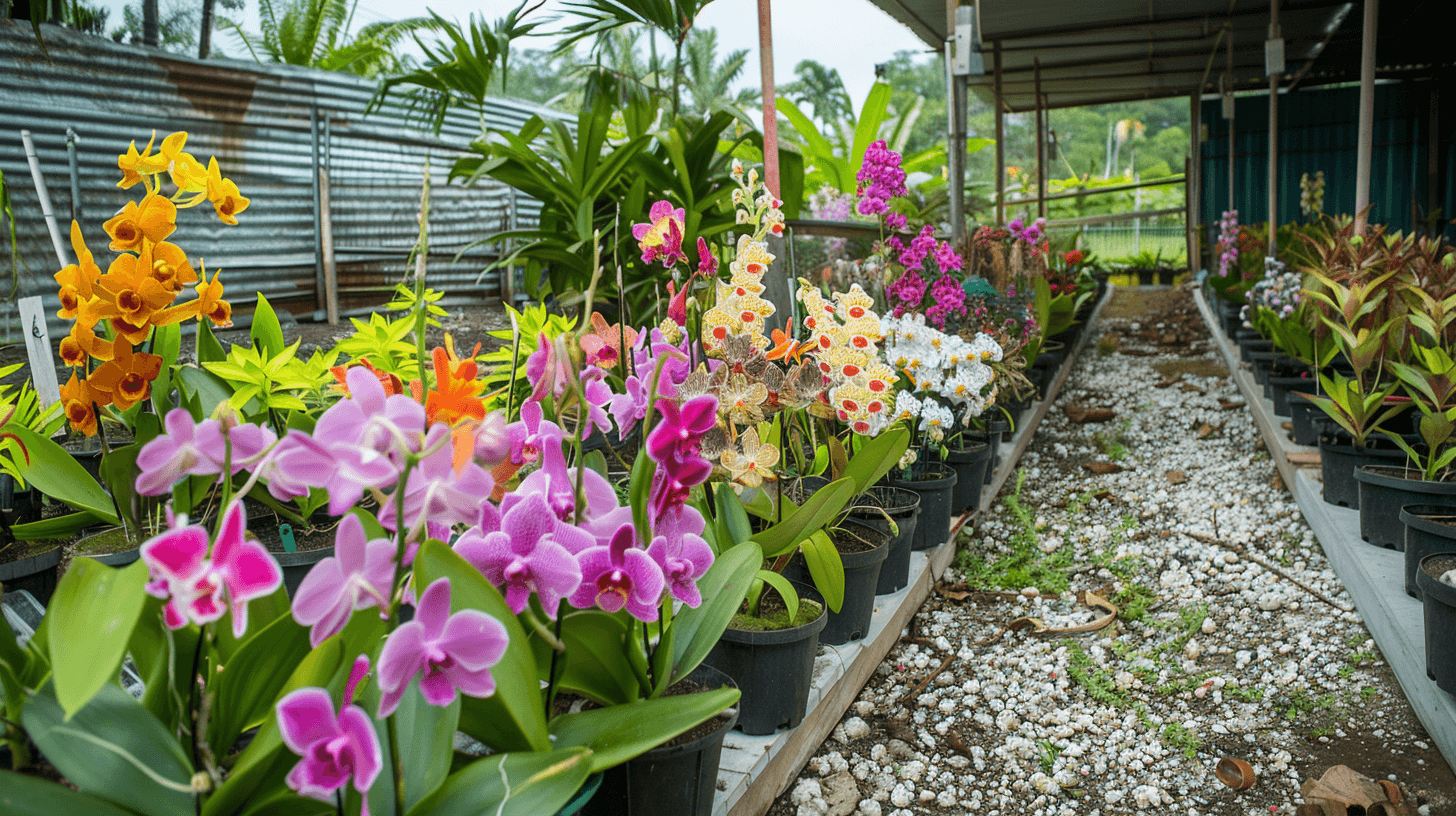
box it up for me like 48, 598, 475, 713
1065, 641, 1127, 708
1159, 722, 1203, 759
1037, 740, 1061, 771
957, 471, 1072, 593
1113, 585, 1157, 622
1226, 683, 1268, 702
1097, 335, 1119, 356
1092, 417, 1134, 461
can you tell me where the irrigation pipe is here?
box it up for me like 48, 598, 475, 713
20, 130, 70, 268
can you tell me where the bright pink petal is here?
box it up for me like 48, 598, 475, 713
412, 577, 453, 639
337, 705, 383, 792
140, 525, 209, 583
376, 622, 426, 717
438, 610, 507, 670
277, 688, 340, 755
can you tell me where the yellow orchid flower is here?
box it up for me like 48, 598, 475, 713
54, 221, 102, 322
720, 427, 780, 488
103, 194, 177, 252
59, 321, 114, 368
205, 157, 249, 225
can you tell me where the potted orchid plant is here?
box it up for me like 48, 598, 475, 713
0, 138, 775, 816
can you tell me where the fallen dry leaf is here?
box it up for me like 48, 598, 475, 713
1288, 451, 1321, 466
1154, 375, 1183, 389
1082, 461, 1126, 474
1066, 404, 1116, 423
1166, 470, 1187, 484
1121, 348, 1157, 357
1197, 423, 1217, 439
1217, 397, 1246, 409
1180, 383, 1208, 394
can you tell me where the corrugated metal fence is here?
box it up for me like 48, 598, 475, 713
1, 23, 556, 339
1200, 79, 1454, 239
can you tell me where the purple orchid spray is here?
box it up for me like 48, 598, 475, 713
570, 524, 666, 621
375, 577, 509, 717
277, 655, 383, 814
292, 513, 397, 647
453, 492, 589, 617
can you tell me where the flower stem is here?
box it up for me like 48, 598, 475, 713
544, 601, 566, 721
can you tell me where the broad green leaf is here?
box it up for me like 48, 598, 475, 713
47, 559, 148, 718
10, 427, 118, 525
801, 530, 846, 613
842, 423, 910, 494
553, 610, 640, 705
207, 611, 314, 759
251, 294, 285, 358
414, 540, 550, 751
196, 319, 226, 365
755, 478, 856, 558
151, 322, 181, 416
176, 365, 241, 418
549, 689, 738, 772
23, 684, 194, 816
10, 509, 105, 540
669, 541, 761, 685
756, 569, 800, 623
0, 769, 140, 816
849, 81, 894, 181
406, 748, 591, 816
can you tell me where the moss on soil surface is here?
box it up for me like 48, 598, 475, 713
731, 600, 823, 631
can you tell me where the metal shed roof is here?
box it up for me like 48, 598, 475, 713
866, 0, 1450, 112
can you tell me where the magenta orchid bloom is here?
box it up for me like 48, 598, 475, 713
278, 655, 382, 815
633, 200, 688, 267
570, 524, 665, 621
139, 500, 283, 637
135, 408, 277, 495
646, 395, 718, 466
376, 577, 509, 717
454, 493, 588, 617
292, 514, 397, 647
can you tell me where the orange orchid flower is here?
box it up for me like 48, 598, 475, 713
88, 337, 163, 410
425, 340, 485, 426
191, 267, 233, 328
60, 373, 106, 436
148, 241, 198, 292
205, 157, 250, 225
55, 222, 104, 323
579, 312, 638, 369
59, 322, 114, 368
330, 358, 404, 397
89, 241, 191, 344
103, 194, 177, 252
766, 319, 814, 364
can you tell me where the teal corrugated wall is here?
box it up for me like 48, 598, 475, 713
1200, 80, 1451, 239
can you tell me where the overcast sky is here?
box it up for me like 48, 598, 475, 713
103, 0, 934, 109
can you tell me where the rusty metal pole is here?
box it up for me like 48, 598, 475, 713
1189, 92, 1202, 271
1267, 0, 1281, 257
757, 0, 780, 198
1354, 0, 1378, 232
1035, 59, 1046, 220
994, 41, 1005, 225
756, 0, 789, 333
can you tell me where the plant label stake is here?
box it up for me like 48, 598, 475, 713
17, 296, 61, 410
279, 523, 296, 553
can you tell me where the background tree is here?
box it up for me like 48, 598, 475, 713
680, 27, 757, 116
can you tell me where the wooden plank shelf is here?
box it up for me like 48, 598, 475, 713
712, 286, 1113, 816
1192, 287, 1456, 777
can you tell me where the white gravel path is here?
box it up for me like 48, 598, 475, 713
770, 289, 1456, 816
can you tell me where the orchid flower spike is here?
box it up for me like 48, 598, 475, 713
277, 655, 383, 815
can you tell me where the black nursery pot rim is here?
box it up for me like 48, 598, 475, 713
833, 520, 893, 569
890, 463, 957, 488
641, 664, 740, 760
1355, 466, 1456, 494
1416, 552, 1456, 606
721, 579, 828, 645
850, 486, 920, 516
1400, 505, 1456, 538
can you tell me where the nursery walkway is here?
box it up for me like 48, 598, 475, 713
768, 288, 1456, 816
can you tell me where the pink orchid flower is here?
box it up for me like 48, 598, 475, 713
135, 408, 277, 496
376, 424, 496, 535
646, 504, 715, 607
139, 500, 283, 637
292, 514, 397, 647
376, 577, 509, 717
632, 200, 688, 267
277, 655, 383, 815
570, 524, 665, 621
526, 333, 574, 404
454, 492, 588, 617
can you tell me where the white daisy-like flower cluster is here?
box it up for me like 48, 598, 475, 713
881, 314, 1002, 438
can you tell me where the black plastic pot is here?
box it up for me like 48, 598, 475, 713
1248, 350, 1279, 386
1238, 339, 1274, 365
889, 464, 958, 551
0, 474, 41, 525
73, 527, 141, 568
813, 520, 890, 646
1401, 506, 1456, 599
1028, 366, 1050, 401
983, 419, 1011, 485
0, 543, 62, 605
1233, 328, 1264, 346
1416, 553, 1456, 697
1135, 268, 1154, 285
704, 581, 827, 736
581, 664, 739, 816
1287, 392, 1323, 446
944, 440, 992, 515
856, 486, 919, 595
1318, 438, 1407, 509
1355, 468, 1456, 551
1267, 375, 1310, 417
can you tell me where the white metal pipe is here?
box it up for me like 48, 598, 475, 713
1268, 0, 1280, 256
1354, 0, 1378, 232
20, 130, 70, 269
